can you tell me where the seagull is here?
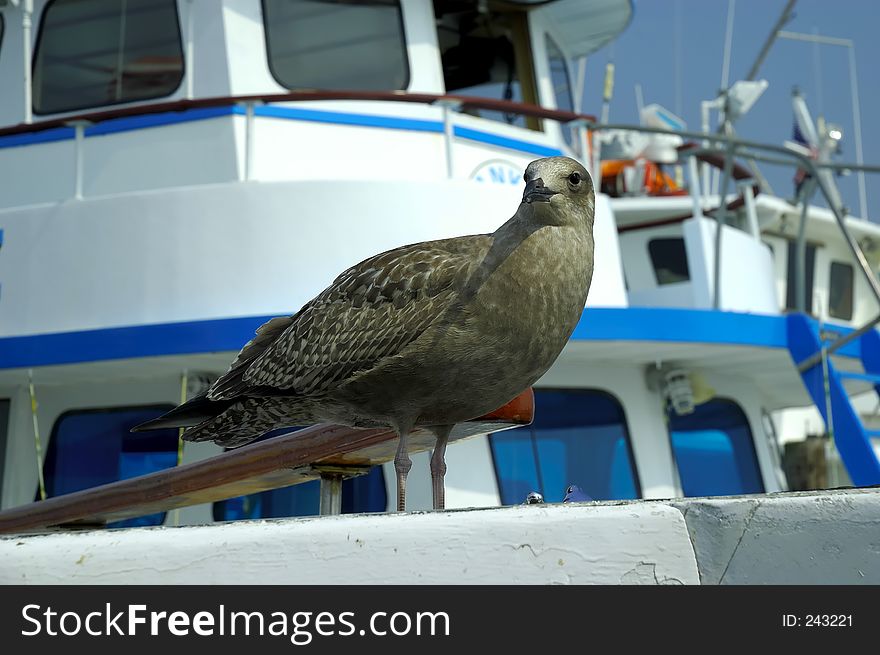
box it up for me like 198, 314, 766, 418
134, 156, 596, 512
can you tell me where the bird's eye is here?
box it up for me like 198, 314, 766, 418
568, 172, 581, 185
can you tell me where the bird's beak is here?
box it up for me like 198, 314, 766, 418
522, 177, 558, 204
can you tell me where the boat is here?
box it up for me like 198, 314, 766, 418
0, 0, 879, 583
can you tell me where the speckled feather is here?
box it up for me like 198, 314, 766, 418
207, 237, 489, 400
146, 156, 596, 448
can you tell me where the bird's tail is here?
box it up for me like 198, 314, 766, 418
131, 392, 235, 432
180, 397, 315, 449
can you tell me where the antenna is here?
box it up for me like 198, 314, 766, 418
634, 84, 645, 123
777, 30, 868, 219
701, 0, 795, 196
812, 26, 824, 119
720, 0, 736, 91
674, 0, 683, 116
573, 56, 587, 114
746, 0, 797, 81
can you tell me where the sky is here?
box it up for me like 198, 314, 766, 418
580, 0, 880, 220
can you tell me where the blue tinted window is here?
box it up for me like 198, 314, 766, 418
213, 428, 387, 520
669, 398, 764, 496
490, 389, 640, 504
43, 406, 178, 528
215, 479, 321, 521
213, 466, 387, 521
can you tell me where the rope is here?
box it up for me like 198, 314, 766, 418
177, 369, 188, 466
28, 370, 47, 501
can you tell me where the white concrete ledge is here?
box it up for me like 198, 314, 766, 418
0, 502, 698, 585
670, 488, 880, 584
5, 488, 876, 584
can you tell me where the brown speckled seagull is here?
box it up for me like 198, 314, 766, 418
133, 156, 595, 511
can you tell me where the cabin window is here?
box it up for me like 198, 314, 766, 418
262, 0, 409, 91
545, 34, 578, 152
213, 429, 387, 520
668, 398, 764, 497
32, 0, 184, 115
434, 1, 540, 130
42, 405, 178, 527
489, 389, 640, 504
649, 237, 690, 285
785, 241, 816, 312
829, 261, 854, 321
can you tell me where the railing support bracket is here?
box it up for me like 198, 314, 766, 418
312, 464, 373, 516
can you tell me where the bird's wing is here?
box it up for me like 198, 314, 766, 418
206, 235, 492, 400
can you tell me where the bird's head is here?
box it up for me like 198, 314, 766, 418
521, 157, 594, 228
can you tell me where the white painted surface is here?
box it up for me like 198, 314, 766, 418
0, 179, 625, 339
6, 488, 878, 585
0, 502, 698, 585
588, 194, 628, 308
187, 1, 231, 99
392, 435, 502, 512
683, 218, 779, 313
399, 0, 446, 94
622, 216, 783, 314
672, 488, 880, 584
442, 436, 502, 508
222, 0, 278, 96
627, 282, 696, 308
618, 223, 686, 304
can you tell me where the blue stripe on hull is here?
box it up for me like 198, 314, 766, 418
0, 315, 274, 369
572, 307, 789, 349
4, 308, 860, 370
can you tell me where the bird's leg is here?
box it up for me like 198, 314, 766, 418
430, 425, 453, 510
393, 428, 413, 512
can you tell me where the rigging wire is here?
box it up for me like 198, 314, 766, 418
28, 370, 47, 501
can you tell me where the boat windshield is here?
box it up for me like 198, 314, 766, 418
32, 0, 184, 115
262, 0, 409, 91
489, 389, 640, 503
434, 0, 540, 131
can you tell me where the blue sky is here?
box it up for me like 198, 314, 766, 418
581, 0, 879, 220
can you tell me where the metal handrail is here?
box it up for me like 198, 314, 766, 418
585, 121, 880, 367
0, 89, 594, 138
0, 389, 534, 533
3, 89, 875, 176
734, 146, 880, 369
684, 140, 880, 369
